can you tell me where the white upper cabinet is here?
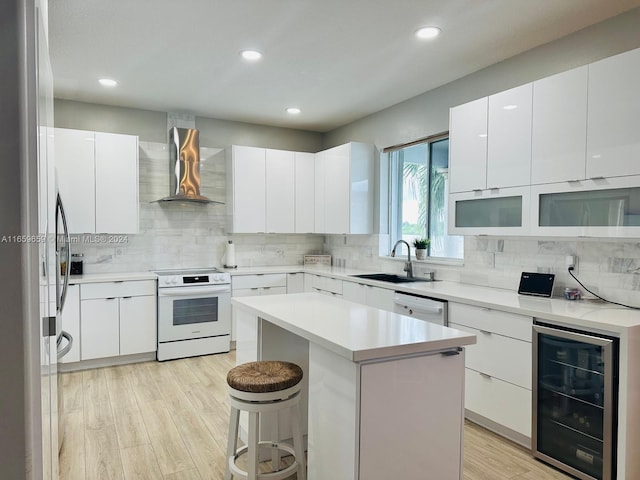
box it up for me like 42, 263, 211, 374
531, 66, 588, 184
449, 97, 488, 193
228, 142, 372, 234
487, 83, 532, 189
54, 128, 139, 234
226, 145, 266, 233
94, 132, 139, 233
587, 47, 640, 179
315, 142, 374, 234
294, 152, 315, 233
54, 128, 96, 233
265, 149, 295, 233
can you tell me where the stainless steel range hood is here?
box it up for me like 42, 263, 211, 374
155, 127, 223, 204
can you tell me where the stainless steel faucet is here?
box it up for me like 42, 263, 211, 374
391, 240, 413, 278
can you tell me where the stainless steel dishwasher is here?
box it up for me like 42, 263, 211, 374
392, 292, 447, 325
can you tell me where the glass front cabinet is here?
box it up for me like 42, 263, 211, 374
531, 176, 640, 237
448, 186, 531, 235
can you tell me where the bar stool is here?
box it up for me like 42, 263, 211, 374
225, 360, 306, 480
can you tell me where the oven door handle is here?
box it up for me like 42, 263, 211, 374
158, 286, 231, 296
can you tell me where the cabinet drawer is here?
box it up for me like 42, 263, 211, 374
452, 323, 531, 389
261, 286, 287, 295
449, 303, 532, 341
311, 275, 343, 294
232, 274, 287, 289
81, 280, 156, 300
465, 368, 531, 437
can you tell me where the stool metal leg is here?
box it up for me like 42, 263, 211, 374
225, 407, 240, 480
247, 411, 259, 480
291, 403, 306, 480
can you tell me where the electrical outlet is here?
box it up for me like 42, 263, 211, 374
565, 255, 575, 269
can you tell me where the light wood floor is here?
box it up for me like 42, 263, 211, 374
59, 351, 572, 480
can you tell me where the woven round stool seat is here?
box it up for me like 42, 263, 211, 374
227, 361, 303, 394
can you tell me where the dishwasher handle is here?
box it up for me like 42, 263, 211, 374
393, 294, 444, 314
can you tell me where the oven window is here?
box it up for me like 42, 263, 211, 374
173, 297, 219, 326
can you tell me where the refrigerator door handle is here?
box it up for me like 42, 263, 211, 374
56, 193, 71, 313
57, 331, 74, 360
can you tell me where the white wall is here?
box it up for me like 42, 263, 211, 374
323, 7, 640, 148
54, 98, 325, 150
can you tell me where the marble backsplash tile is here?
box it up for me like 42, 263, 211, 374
323, 234, 640, 306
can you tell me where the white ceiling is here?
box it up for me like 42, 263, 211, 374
49, 0, 640, 132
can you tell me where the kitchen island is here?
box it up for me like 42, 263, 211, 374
232, 292, 476, 480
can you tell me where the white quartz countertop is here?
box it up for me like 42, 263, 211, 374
232, 292, 476, 362
68, 272, 158, 284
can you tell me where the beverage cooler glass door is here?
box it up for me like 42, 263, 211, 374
533, 324, 617, 480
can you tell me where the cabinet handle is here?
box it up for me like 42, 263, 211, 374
106, 297, 116, 300
122, 296, 132, 299
568, 179, 582, 183
251, 288, 259, 291
263, 287, 271, 290
441, 348, 461, 357
479, 330, 492, 335
472, 188, 483, 192
590, 176, 605, 180
114, 281, 124, 283
480, 372, 492, 379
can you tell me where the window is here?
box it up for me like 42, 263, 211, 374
388, 136, 463, 260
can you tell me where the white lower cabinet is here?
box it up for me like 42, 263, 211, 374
286, 272, 305, 293
79, 280, 156, 361
231, 274, 288, 340
232, 274, 288, 296
465, 369, 532, 438
304, 273, 343, 297
342, 281, 394, 311
119, 295, 157, 355
449, 302, 533, 441
81, 297, 120, 360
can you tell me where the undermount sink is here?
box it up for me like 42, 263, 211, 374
349, 273, 436, 284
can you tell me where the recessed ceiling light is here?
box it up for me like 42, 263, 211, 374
98, 78, 118, 87
415, 26, 441, 40
241, 50, 262, 61
503, 104, 518, 110
286, 107, 301, 115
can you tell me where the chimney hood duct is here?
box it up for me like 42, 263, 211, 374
155, 127, 223, 204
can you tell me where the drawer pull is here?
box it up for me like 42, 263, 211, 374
114, 281, 124, 283
106, 297, 116, 300
441, 349, 461, 357
479, 330, 492, 335
122, 296, 132, 299
251, 288, 259, 291
479, 372, 492, 379
263, 287, 271, 290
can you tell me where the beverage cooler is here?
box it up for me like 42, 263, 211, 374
533, 322, 619, 480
